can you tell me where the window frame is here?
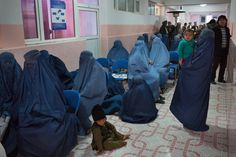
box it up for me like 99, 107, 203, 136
114, 0, 140, 14
148, 1, 162, 16
23, 0, 99, 45
77, 7, 99, 40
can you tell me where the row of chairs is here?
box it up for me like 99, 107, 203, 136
63, 52, 179, 118
63, 58, 129, 118
169, 51, 179, 83
96, 52, 180, 83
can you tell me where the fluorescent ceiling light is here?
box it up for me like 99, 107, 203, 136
200, 4, 207, 7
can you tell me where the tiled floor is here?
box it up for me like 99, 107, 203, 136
69, 81, 236, 157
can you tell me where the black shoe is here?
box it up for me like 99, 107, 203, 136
211, 80, 216, 84
160, 95, 165, 100
218, 80, 226, 83
155, 99, 165, 104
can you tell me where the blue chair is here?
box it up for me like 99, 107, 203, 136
169, 51, 179, 82
63, 90, 80, 114
111, 59, 128, 81
169, 51, 179, 64
111, 59, 128, 72
96, 57, 113, 69
70, 69, 78, 80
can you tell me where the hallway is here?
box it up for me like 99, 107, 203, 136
70, 81, 235, 157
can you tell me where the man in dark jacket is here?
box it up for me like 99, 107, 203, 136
211, 15, 231, 84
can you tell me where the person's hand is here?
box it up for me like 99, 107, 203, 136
96, 150, 104, 155
123, 134, 130, 140
179, 59, 183, 65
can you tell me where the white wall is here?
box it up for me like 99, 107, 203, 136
170, 4, 228, 25
229, 0, 236, 22
163, 0, 230, 6
0, 0, 23, 24
99, 0, 163, 26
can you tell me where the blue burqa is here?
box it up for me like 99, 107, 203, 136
73, 51, 107, 134
170, 28, 214, 131
102, 68, 124, 115
120, 75, 158, 123
128, 39, 160, 101
0, 52, 22, 115
40, 50, 74, 89
0, 52, 22, 154
149, 36, 170, 88
107, 40, 129, 61
14, 50, 78, 157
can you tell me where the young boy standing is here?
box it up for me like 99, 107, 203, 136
91, 105, 129, 155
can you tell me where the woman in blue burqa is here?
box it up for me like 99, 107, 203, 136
0, 52, 22, 156
170, 28, 214, 131
128, 38, 160, 102
13, 50, 78, 157
73, 51, 107, 135
107, 40, 129, 61
149, 35, 170, 90
40, 50, 74, 90
120, 75, 158, 123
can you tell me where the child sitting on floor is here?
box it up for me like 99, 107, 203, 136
91, 105, 129, 155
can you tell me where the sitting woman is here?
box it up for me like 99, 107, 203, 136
128, 38, 160, 103
13, 50, 78, 157
40, 50, 74, 90
149, 35, 170, 92
120, 75, 158, 123
73, 51, 108, 135
0, 52, 22, 156
107, 40, 129, 62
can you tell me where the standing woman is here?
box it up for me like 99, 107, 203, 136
211, 15, 231, 84
170, 28, 215, 131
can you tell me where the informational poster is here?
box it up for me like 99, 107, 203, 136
51, 0, 66, 30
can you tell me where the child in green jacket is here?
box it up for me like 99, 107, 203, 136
91, 105, 129, 155
178, 29, 195, 65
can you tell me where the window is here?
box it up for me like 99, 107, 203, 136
77, 0, 99, 38
135, 0, 140, 12
118, 0, 126, 11
114, 0, 140, 13
78, 0, 98, 5
79, 10, 98, 37
148, 1, 161, 16
21, 0, 99, 43
22, 0, 38, 39
201, 16, 206, 23
127, 0, 134, 12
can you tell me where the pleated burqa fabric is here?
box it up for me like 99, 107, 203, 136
170, 28, 214, 131
107, 40, 129, 61
128, 39, 160, 101
15, 50, 78, 157
149, 36, 170, 88
0, 52, 22, 154
120, 75, 158, 123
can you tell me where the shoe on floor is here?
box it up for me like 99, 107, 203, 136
218, 80, 226, 83
160, 95, 165, 100
211, 80, 216, 84
155, 99, 165, 104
